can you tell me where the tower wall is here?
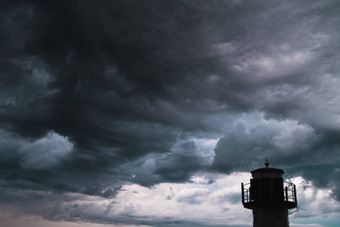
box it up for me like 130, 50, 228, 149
253, 207, 288, 227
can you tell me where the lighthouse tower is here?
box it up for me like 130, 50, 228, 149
241, 160, 297, 227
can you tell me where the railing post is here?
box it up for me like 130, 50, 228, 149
285, 186, 288, 201
241, 183, 244, 204
294, 184, 297, 203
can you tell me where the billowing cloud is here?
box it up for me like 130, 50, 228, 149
117, 139, 214, 186
212, 112, 320, 172
19, 131, 73, 170
212, 112, 340, 201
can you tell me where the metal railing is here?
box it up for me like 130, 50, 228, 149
284, 181, 297, 203
241, 181, 297, 204
241, 182, 251, 204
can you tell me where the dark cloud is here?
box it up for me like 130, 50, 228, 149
116, 140, 212, 187
0, 0, 243, 191
2, 0, 340, 225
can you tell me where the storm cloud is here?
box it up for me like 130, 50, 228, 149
2, 0, 340, 226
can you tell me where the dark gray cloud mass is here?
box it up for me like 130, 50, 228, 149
1, 0, 340, 225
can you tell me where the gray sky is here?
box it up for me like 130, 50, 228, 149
1, 0, 340, 226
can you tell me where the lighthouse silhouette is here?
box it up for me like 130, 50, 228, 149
241, 160, 297, 227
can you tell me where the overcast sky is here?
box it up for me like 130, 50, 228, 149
1, 0, 340, 226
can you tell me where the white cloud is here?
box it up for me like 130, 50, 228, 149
177, 188, 210, 204
109, 172, 252, 226
1, 172, 339, 227
291, 177, 340, 220
41, 173, 338, 226
19, 131, 73, 170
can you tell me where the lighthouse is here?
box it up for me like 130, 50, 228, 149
241, 160, 297, 227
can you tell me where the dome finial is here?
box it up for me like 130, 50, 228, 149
265, 159, 269, 167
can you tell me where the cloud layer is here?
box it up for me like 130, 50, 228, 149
2, 0, 340, 226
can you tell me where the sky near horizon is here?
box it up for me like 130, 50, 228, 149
1, 0, 340, 226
